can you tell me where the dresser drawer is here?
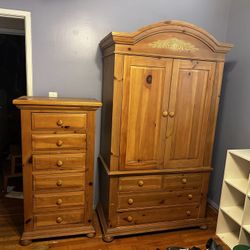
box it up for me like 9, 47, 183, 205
32, 134, 86, 151
119, 175, 161, 192
117, 205, 199, 226
32, 113, 87, 130
118, 190, 200, 210
34, 209, 84, 228
33, 153, 86, 171
163, 173, 202, 191
34, 173, 85, 191
34, 191, 85, 210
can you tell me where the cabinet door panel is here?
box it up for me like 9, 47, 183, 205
164, 60, 215, 168
120, 56, 172, 170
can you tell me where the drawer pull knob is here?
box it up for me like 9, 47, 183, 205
57, 120, 63, 126
169, 111, 175, 118
162, 111, 168, 117
186, 210, 191, 216
128, 198, 134, 205
127, 216, 133, 222
138, 180, 144, 187
57, 160, 63, 167
182, 178, 187, 184
56, 140, 63, 147
56, 198, 63, 205
56, 216, 63, 223
188, 194, 193, 200
56, 180, 63, 187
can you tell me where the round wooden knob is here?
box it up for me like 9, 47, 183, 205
56, 140, 63, 147
186, 210, 191, 216
188, 194, 193, 200
56, 216, 63, 223
127, 216, 133, 222
162, 111, 168, 117
127, 198, 134, 205
182, 178, 187, 184
56, 180, 63, 187
169, 111, 175, 118
57, 160, 63, 167
57, 120, 63, 126
138, 180, 144, 187
56, 198, 63, 205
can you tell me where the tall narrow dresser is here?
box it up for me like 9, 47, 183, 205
13, 96, 101, 245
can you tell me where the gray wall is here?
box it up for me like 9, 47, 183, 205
0, 0, 233, 206
209, 0, 250, 206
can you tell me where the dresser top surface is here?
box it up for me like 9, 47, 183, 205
13, 96, 102, 108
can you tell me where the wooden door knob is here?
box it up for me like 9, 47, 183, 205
138, 180, 144, 187
57, 160, 63, 167
162, 111, 168, 117
56, 198, 63, 205
57, 120, 63, 126
127, 216, 133, 222
182, 178, 187, 184
56, 180, 63, 187
188, 194, 193, 200
127, 198, 134, 205
186, 210, 191, 216
169, 111, 175, 118
56, 140, 63, 147
56, 216, 63, 223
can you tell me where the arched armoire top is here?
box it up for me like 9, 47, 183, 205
100, 20, 233, 55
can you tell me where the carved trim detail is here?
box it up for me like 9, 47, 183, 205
149, 38, 199, 52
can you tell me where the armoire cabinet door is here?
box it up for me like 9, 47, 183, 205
164, 59, 216, 168
120, 56, 173, 170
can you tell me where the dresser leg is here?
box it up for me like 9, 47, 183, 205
102, 235, 114, 243
20, 239, 32, 246
86, 232, 96, 238
200, 225, 208, 230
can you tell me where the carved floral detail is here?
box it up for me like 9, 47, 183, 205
149, 38, 199, 52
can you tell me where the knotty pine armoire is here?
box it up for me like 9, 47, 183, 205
98, 21, 232, 242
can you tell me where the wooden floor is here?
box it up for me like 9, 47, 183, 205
0, 194, 229, 250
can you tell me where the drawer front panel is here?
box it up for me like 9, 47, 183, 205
118, 190, 200, 210
34, 191, 85, 210
119, 175, 161, 192
163, 173, 202, 191
33, 153, 86, 171
32, 113, 87, 130
117, 205, 199, 226
34, 173, 85, 191
34, 210, 84, 228
32, 134, 86, 151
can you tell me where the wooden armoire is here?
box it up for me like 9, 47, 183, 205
98, 21, 233, 242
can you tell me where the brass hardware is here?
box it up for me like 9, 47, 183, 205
186, 210, 191, 216
128, 198, 134, 205
182, 178, 187, 184
56, 140, 63, 147
138, 180, 144, 187
169, 111, 175, 118
146, 75, 152, 84
56, 180, 63, 187
57, 120, 63, 126
188, 194, 193, 200
57, 160, 63, 167
127, 216, 133, 222
56, 198, 63, 205
162, 111, 168, 117
56, 216, 63, 223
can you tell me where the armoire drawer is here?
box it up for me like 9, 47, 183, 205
32, 134, 86, 151
32, 113, 87, 130
117, 190, 201, 210
163, 173, 202, 191
33, 153, 86, 171
34, 173, 85, 191
34, 209, 84, 229
34, 191, 85, 210
118, 175, 162, 192
117, 205, 199, 226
